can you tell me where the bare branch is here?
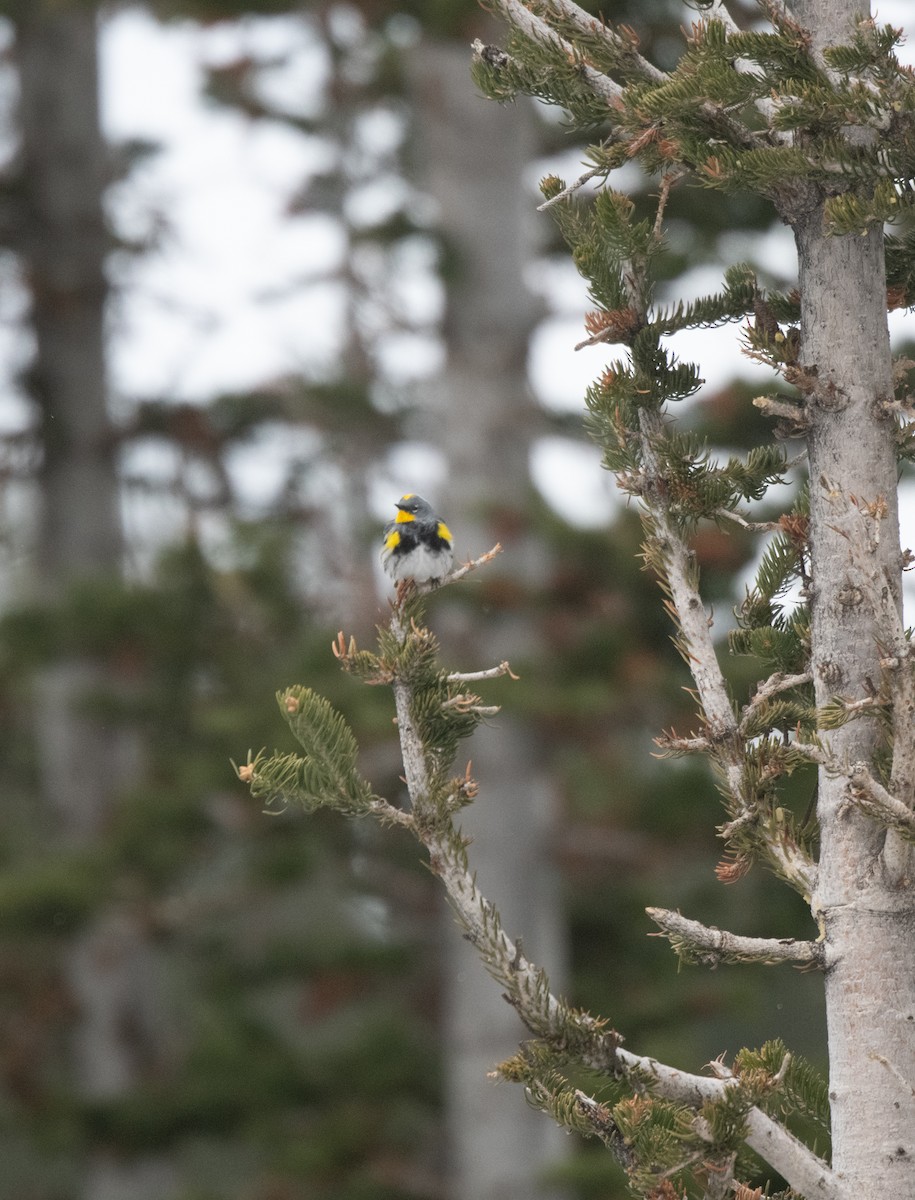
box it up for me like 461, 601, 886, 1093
435, 798, 842, 1193
738, 671, 812, 735
654, 731, 711, 755
833, 693, 885, 718
442, 542, 503, 587
715, 507, 781, 532
574, 325, 628, 351
847, 761, 915, 840
651, 168, 686, 239
744, 1107, 849, 1200
752, 394, 811, 429
409, 543, 503, 597
536, 165, 602, 210
571, 166, 812, 890
790, 741, 829, 765
647, 906, 825, 969
448, 661, 519, 683
391, 663, 433, 811
441, 694, 501, 717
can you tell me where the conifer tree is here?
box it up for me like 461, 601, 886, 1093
243, 0, 915, 1195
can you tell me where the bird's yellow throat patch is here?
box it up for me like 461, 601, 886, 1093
395, 510, 415, 524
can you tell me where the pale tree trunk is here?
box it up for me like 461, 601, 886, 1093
412, 38, 568, 1200
15, 0, 135, 833
792, 0, 915, 1190
16, 1, 120, 583
13, 6, 168, 1198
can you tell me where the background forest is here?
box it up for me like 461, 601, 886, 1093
0, 1, 908, 1198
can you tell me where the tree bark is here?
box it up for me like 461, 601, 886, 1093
792, 1, 915, 1190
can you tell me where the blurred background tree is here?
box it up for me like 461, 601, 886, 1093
0, 0, 832, 1198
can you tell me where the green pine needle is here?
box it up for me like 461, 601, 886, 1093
241, 687, 375, 816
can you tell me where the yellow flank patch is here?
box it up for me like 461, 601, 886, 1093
437, 522, 453, 543
385, 530, 401, 550
395, 510, 415, 524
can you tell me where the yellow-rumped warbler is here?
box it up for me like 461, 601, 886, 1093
381, 493, 454, 584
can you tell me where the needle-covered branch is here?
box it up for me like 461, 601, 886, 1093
531, 41, 822, 895
384, 604, 843, 1197
476, 0, 777, 179
489, 0, 624, 107
637, 409, 816, 896
638, 413, 737, 742
538, 0, 666, 84
241, 558, 848, 1198
613, 1048, 849, 1200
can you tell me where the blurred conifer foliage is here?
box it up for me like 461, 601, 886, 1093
0, 2, 443, 1198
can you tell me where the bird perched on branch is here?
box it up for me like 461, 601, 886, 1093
381, 493, 454, 584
